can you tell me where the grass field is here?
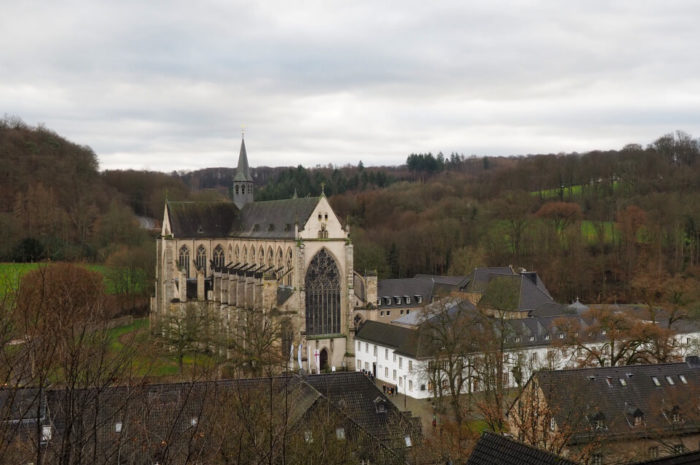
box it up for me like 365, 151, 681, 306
0, 262, 139, 296
106, 317, 219, 378
533, 181, 620, 200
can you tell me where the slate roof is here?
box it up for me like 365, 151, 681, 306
463, 266, 517, 293
377, 277, 435, 308
165, 197, 320, 240
467, 432, 577, 465
1, 373, 417, 462
521, 361, 700, 445
477, 273, 556, 314
355, 320, 424, 358
306, 371, 418, 445
166, 201, 240, 237
236, 197, 319, 239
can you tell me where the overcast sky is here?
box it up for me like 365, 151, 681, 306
2, 1, 700, 171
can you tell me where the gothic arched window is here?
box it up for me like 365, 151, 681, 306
258, 247, 264, 265
179, 246, 190, 277
276, 247, 283, 269
196, 245, 207, 273
267, 247, 274, 266
213, 245, 225, 269
235, 245, 240, 263
305, 249, 341, 335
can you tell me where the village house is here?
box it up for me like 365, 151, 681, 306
507, 358, 700, 464
353, 268, 700, 400
0, 372, 420, 464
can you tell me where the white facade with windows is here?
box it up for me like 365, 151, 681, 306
355, 319, 700, 400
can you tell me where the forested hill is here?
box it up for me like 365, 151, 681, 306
3, 116, 700, 308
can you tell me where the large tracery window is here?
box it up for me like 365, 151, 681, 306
179, 246, 190, 277
305, 249, 341, 335
213, 245, 225, 269
196, 245, 207, 273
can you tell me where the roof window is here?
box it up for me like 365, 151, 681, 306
652, 376, 661, 386
619, 378, 627, 387
666, 376, 675, 385
336, 427, 345, 440
679, 374, 688, 384
115, 422, 123, 433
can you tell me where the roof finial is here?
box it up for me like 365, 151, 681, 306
241, 125, 245, 140
320, 182, 326, 196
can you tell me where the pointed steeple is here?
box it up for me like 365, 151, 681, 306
234, 138, 253, 182
233, 135, 254, 209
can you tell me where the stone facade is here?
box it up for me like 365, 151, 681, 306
151, 139, 356, 372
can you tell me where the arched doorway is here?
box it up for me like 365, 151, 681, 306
320, 348, 329, 371
305, 249, 341, 335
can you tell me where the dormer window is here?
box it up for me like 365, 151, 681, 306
559, 333, 565, 339
253, 224, 260, 231
415, 295, 423, 304
590, 412, 606, 430
404, 296, 411, 304
394, 296, 401, 305
671, 406, 682, 423
284, 223, 292, 231
383, 297, 391, 305
633, 410, 644, 427
545, 334, 550, 340
374, 397, 387, 413
529, 336, 535, 342
268, 223, 275, 231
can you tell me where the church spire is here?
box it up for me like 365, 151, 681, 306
234, 137, 253, 182
233, 135, 254, 209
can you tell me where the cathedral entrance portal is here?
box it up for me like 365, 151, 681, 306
320, 348, 328, 371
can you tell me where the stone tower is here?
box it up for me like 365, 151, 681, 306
233, 137, 254, 209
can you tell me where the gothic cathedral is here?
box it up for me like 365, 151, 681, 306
151, 138, 356, 372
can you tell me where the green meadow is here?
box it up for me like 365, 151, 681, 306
0, 262, 142, 296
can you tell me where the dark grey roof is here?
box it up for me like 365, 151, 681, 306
467, 432, 577, 465
167, 201, 240, 237
522, 361, 700, 445
378, 277, 435, 307
464, 266, 516, 292
233, 138, 253, 182
236, 197, 319, 239
2, 373, 416, 463
166, 197, 320, 239
306, 372, 418, 445
355, 320, 423, 358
